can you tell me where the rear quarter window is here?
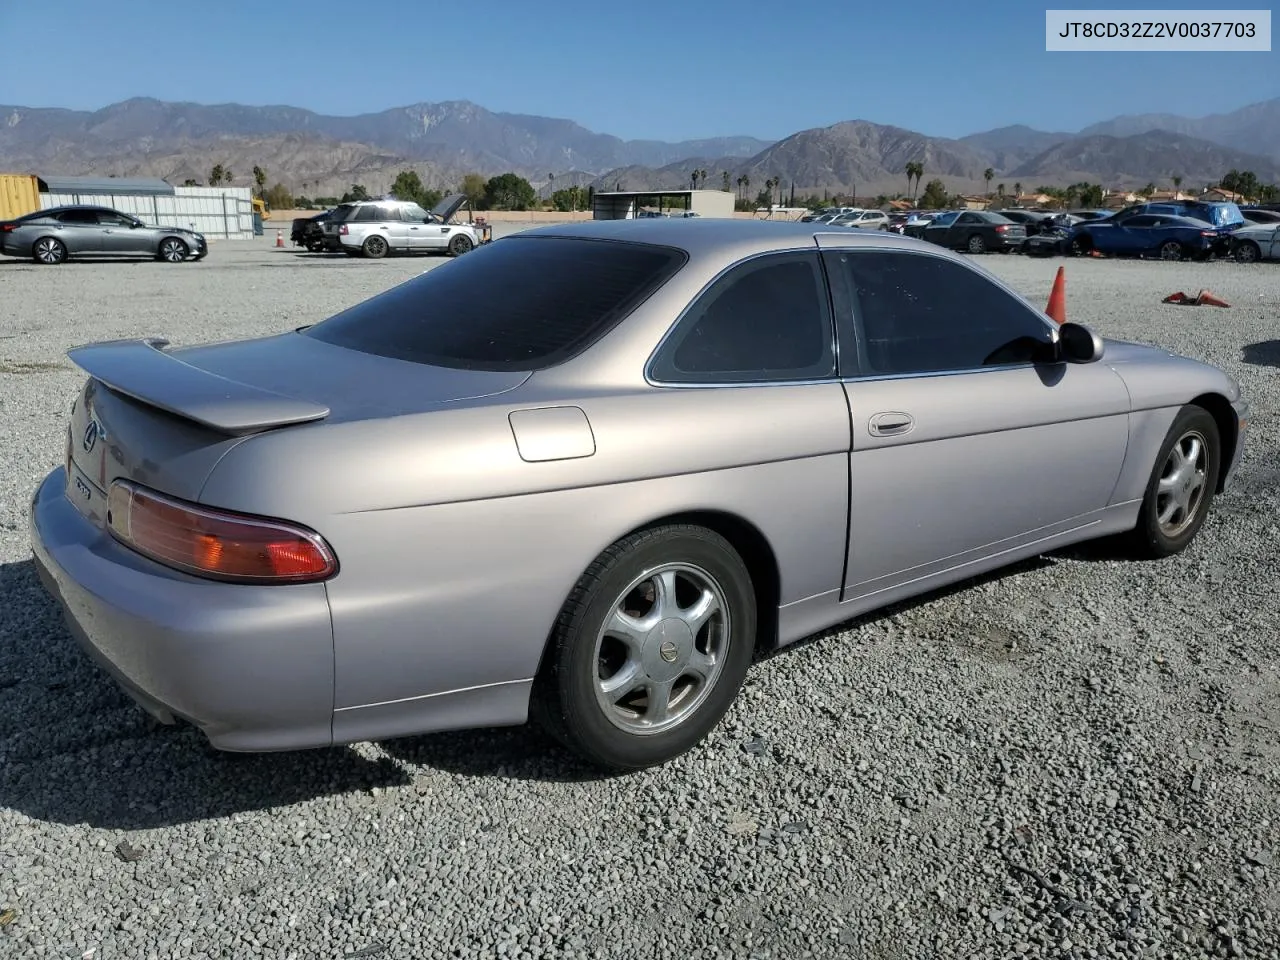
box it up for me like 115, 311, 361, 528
302, 236, 688, 371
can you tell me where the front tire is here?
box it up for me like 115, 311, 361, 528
532, 525, 757, 771
448, 233, 474, 257
32, 237, 67, 265
158, 237, 188, 262
1127, 405, 1221, 559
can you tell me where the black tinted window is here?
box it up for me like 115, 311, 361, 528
829, 250, 1055, 375
303, 236, 686, 371
650, 252, 835, 383
1124, 215, 1158, 227
354, 206, 383, 222
57, 209, 98, 224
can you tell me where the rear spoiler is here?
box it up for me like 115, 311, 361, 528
66, 338, 330, 436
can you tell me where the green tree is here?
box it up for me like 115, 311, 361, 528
483, 173, 536, 210
919, 178, 949, 209
264, 183, 293, 209
461, 173, 487, 208
390, 169, 440, 208
182, 178, 199, 187
1221, 169, 1241, 192
551, 186, 588, 212
997, 183, 1005, 198
1171, 175, 1183, 193
253, 165, 267, 198
208, 163, 226, 186
1078, 183, 1104, 207
341, 184, 370, 203
983, 167, 994, 197
721, 170, 730, 192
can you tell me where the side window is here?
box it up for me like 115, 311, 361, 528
1125, 215, 1156, 227
96, 212, 135, 227
354, 206, 381, 222
957, 213, 978, 224
400, 205, 429, 221
649, 252, 835, 384
830, 250, 1055, 376
57, 210, 98, 224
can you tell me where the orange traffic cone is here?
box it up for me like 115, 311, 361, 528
275, 229, 284, 248
1045, 266, 1066, 324
1195, 289, 1230, 308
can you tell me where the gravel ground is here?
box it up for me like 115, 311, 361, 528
1, 235, 1278, 960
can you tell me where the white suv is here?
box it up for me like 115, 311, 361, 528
322, 194, 490, 258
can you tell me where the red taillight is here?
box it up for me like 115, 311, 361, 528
339, 224, 349, 235
107, 481, 337, 584
1200, 230, 1217, 237
1, 224, 14, 232
995, 224, 1008, 232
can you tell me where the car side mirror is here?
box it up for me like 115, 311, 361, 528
1058, 322, 1104, 364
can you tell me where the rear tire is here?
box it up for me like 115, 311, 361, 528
32, 237, 66, 265
362, 235, 389, 259
1125, 405, 1221, 559
531, 525, 757, 771
1234, 240, 1261, 263
1158, 240, 1184, 261
967, 234, 987, 254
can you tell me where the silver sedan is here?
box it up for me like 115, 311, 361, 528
29, 219, 1248, 771
0, 204, 207, 264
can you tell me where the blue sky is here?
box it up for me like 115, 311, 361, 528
1, 0, 1276, 141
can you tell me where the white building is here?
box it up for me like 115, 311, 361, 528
37, 176, 255, 239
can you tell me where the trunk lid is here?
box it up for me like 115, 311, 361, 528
62, 334, 531, 524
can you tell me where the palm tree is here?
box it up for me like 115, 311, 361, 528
722, 170, 730, 192
1014, 181, 1022, 200
997, 183, 1006, 198
741, 174, 750, 200
1172, 175, 1183, 197
904, 162, 915, 200
984, 167, 994, 197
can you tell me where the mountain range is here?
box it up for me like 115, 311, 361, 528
1, 95, 1278, 200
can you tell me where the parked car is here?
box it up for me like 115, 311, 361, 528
1069, 213, 1220, 261
321, 194, 490, 258
994, 210, 1051, 236
841, 210, 890, 230
904, 211, 953, 239
883, 214, 911, 234
291, 211, 331, 251
1066, 209, 1113, 222
1229, 221, 1280, 262
30, 220, 1247, 771
922, 210, 1028, 253
1107, 200, 1244, 255
0, 205, 207, 265
1240, 208, 1280, 225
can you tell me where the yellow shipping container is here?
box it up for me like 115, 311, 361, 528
0, 173, 40, 220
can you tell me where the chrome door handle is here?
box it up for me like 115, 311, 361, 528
868, 411, 915, 437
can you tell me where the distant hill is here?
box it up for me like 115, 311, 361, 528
0, 97, 770, 187
1, 95, 1278, 199
1079, 98, 1280, 164
1007, 130, 1280, 186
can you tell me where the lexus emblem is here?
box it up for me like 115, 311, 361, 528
82, 420, 100, 453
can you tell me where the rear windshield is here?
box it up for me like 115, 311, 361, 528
302, 236, 688, 371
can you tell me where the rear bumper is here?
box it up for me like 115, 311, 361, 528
28, 468, 336, 751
